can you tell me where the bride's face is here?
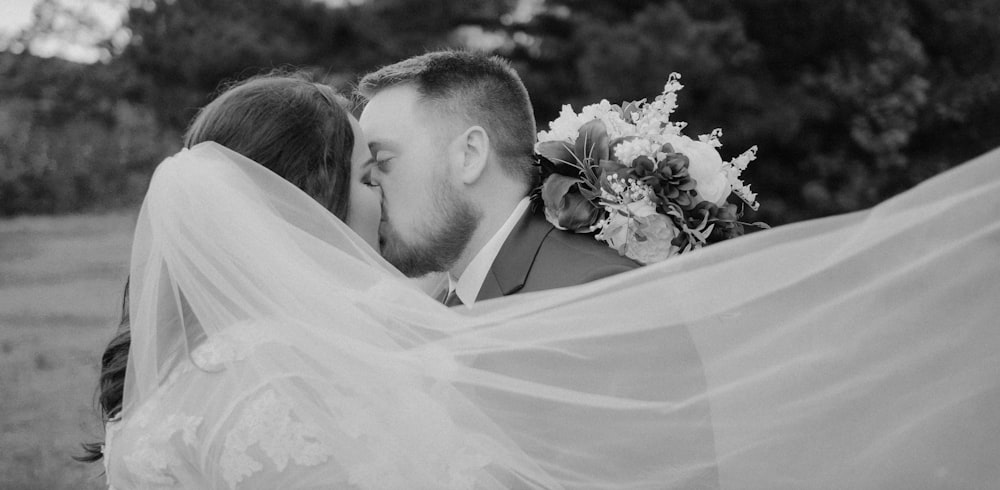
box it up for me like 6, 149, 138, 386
346, 116, 381, 249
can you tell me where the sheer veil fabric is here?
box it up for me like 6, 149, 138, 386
106, 142, 1000, 489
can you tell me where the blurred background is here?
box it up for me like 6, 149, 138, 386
0, 0, 998, 488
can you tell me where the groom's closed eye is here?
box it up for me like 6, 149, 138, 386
367, 142, 395, 174
373, 155, 392, 173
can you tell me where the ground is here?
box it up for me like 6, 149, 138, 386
0, 212, 135, 490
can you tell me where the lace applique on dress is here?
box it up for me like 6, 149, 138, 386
220, 389, 334, 489
121, 414, 203, 486
191, 321, 273, 369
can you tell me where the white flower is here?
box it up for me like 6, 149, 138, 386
609, 195, 658, 219
698, 128, 724, 148
631, 73, 685, 139
663, 134, 732, 205
580, 100, 636, 139
595, 211, 631, 253
663, 72, 684, 93
613, 138, 660, 166
601, 176, 655, 209
596, 180, 667, 262
596, 211, 679, 264
723, 145, 760, 210
537, 104, 585, 143
627, 214, 680, 264
537, 101, 638, 144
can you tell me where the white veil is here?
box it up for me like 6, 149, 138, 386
116, 141, 1000, 489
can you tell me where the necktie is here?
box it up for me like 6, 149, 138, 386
442, 288, 464, 307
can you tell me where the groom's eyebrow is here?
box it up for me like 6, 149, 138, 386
368, 139, 402, 153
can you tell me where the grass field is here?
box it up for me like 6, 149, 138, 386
1, 212, 136, 490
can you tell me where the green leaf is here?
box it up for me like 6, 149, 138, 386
580, 185, 603, 201
536, 140, 582, 174
576, 119, 610, 163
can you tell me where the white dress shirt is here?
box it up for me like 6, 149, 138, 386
447, 197, 531, 306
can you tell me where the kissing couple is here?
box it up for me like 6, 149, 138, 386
90, 50, 1000, 489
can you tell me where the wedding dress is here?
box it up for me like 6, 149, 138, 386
104, 142, 1000, 489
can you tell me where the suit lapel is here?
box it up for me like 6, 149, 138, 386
477, 205, 555, 301
477, 268, 505, 301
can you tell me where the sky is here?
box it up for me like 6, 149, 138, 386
0, 0, 542, 63
0, 0, 365, 37
0, 0, 373, 64
0, 0, 38, 35
0, 0, 124, 63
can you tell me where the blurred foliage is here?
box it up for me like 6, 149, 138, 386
1, 0, 998, 222
0, 52, 179, 214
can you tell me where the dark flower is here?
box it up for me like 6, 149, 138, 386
687, 201, 744, 243
535, 120, 615, 231
613, 147, 698, 210
540, 174, 603, 232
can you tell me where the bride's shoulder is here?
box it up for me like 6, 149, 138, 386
103, 320, 316, 488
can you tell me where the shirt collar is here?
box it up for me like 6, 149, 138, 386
449, 197, 531, 306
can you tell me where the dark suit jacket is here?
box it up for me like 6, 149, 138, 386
473, 204, 721, 488
476, 205, 640, 301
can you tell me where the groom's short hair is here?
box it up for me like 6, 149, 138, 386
357, 50, 538, 188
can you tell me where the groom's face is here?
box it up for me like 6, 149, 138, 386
359, 84, 480, 277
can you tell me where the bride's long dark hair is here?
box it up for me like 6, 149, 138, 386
78, 72, 358, 462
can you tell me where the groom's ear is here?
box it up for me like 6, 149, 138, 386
453, 125, 490, 185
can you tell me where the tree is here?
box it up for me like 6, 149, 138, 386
117, 0, 520, 128
2, 0, 998, 219
499, 0, 999, 224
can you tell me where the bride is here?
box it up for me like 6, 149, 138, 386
87, 72, 1000, 489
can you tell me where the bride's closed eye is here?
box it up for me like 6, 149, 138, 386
360, 169, 378, 188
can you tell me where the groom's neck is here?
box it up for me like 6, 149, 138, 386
449, 194, 527, 279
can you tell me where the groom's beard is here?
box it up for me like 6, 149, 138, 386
379, 180, 481, 277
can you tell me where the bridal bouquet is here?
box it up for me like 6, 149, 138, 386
535, 73, 764, 264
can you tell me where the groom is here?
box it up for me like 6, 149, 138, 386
358, 50, 720, 488
357, 50, 638, 307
